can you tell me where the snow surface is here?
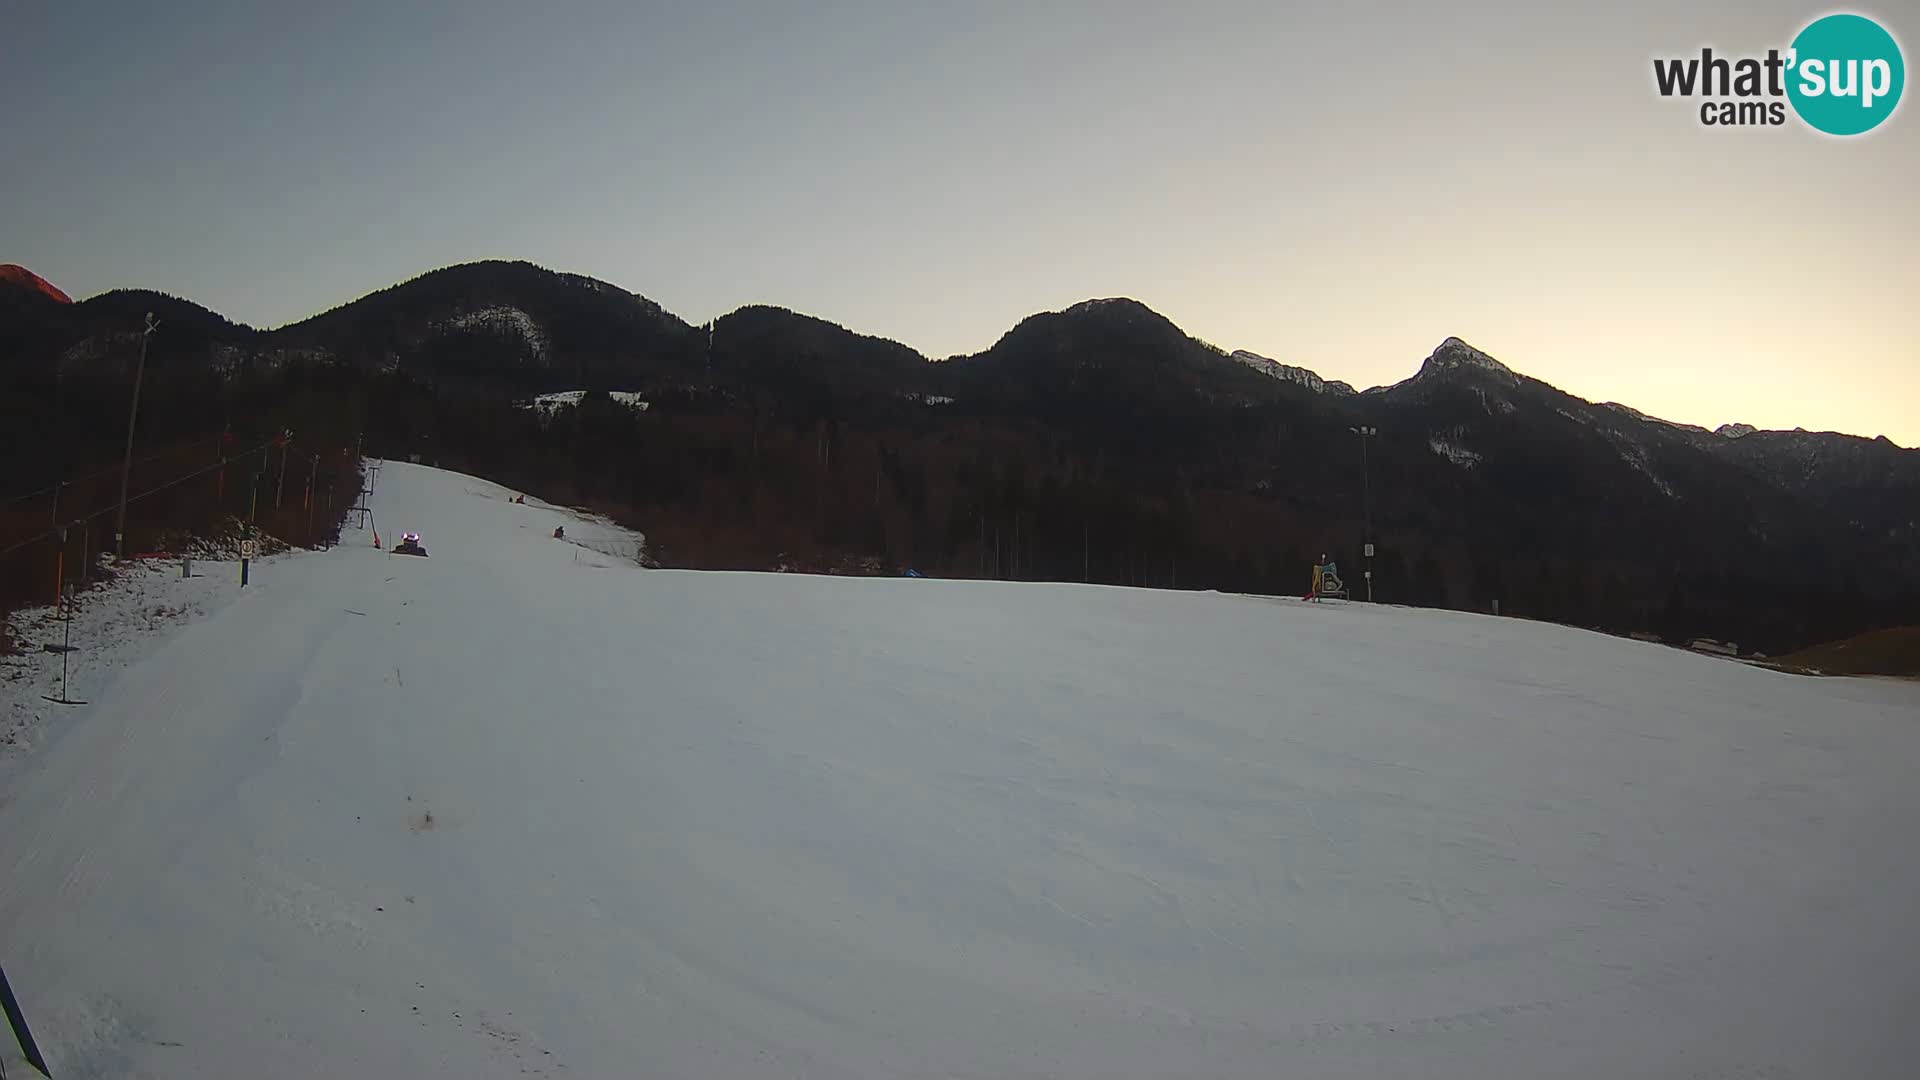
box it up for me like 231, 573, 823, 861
2, 556, 255, 757
4, 462, 1920, 1079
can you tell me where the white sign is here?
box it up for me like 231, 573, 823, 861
1364, 543, 1375, 557
240, 540, 258, 560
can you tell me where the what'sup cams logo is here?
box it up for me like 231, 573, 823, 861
1655, 12, 1904, 135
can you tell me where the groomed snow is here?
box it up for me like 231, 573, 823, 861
3, 462, 1918, 1078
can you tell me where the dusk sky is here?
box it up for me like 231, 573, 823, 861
6, 0, 1915, 443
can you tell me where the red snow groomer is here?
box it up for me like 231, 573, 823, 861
393, 531, 430, 557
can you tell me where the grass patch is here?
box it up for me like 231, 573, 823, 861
1766, 627, 1920, 678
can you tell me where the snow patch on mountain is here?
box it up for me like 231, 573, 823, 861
58, 331, 139, 370
1600, 402, 1713, 437
1613, 440, 1678, 498
1429, 428, 1482, 468
1420, 336, 1520, 385
1470, 386, 1517, 416
1717, 423, 1757, 439
518, 390, 649, 416
1380, 337, 1523, 398
1591, 422, 1682, 498
436, 306, 551, 360
1063, 297, 1143, 316
1228, 351, 1358, 395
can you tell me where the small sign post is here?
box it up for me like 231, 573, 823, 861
240, 538, 257, 587
41, 583, 84, 707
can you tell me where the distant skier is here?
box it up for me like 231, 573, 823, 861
553, 525, 565, 540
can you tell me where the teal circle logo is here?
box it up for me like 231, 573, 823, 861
1786, 14, 1905, 135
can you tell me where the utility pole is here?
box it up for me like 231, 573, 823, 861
1350, 425, 1377, 602
306, 453, 319, 541
275, 430, 293, 509
249, 445, 264, 525
50, 481, 63, 607
113, 312, 159, 559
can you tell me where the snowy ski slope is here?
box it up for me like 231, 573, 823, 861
2, 461, 1917, 1079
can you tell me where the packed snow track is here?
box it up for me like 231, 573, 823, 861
2, 462, 1917, 1078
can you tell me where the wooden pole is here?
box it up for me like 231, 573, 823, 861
50, 482, 62, 607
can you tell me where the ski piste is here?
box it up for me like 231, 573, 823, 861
0, 461, 1915, 1078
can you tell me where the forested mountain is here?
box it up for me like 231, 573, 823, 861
3, 259, 1913, 654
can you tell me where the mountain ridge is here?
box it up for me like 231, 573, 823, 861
4, 257, 1915, 654
0, 263, 73, 304
6, 258, 1898, 446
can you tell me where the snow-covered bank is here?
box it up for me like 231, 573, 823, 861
2, 554, 261, 760
2, 461, 1918, 1079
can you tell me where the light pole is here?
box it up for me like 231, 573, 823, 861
1350, 425, 1377, 602
114, 312, 160, 559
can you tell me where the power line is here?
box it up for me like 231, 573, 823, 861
0, 482, 61, 507
0, 437, 281, 561
0, 437, 220, 506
